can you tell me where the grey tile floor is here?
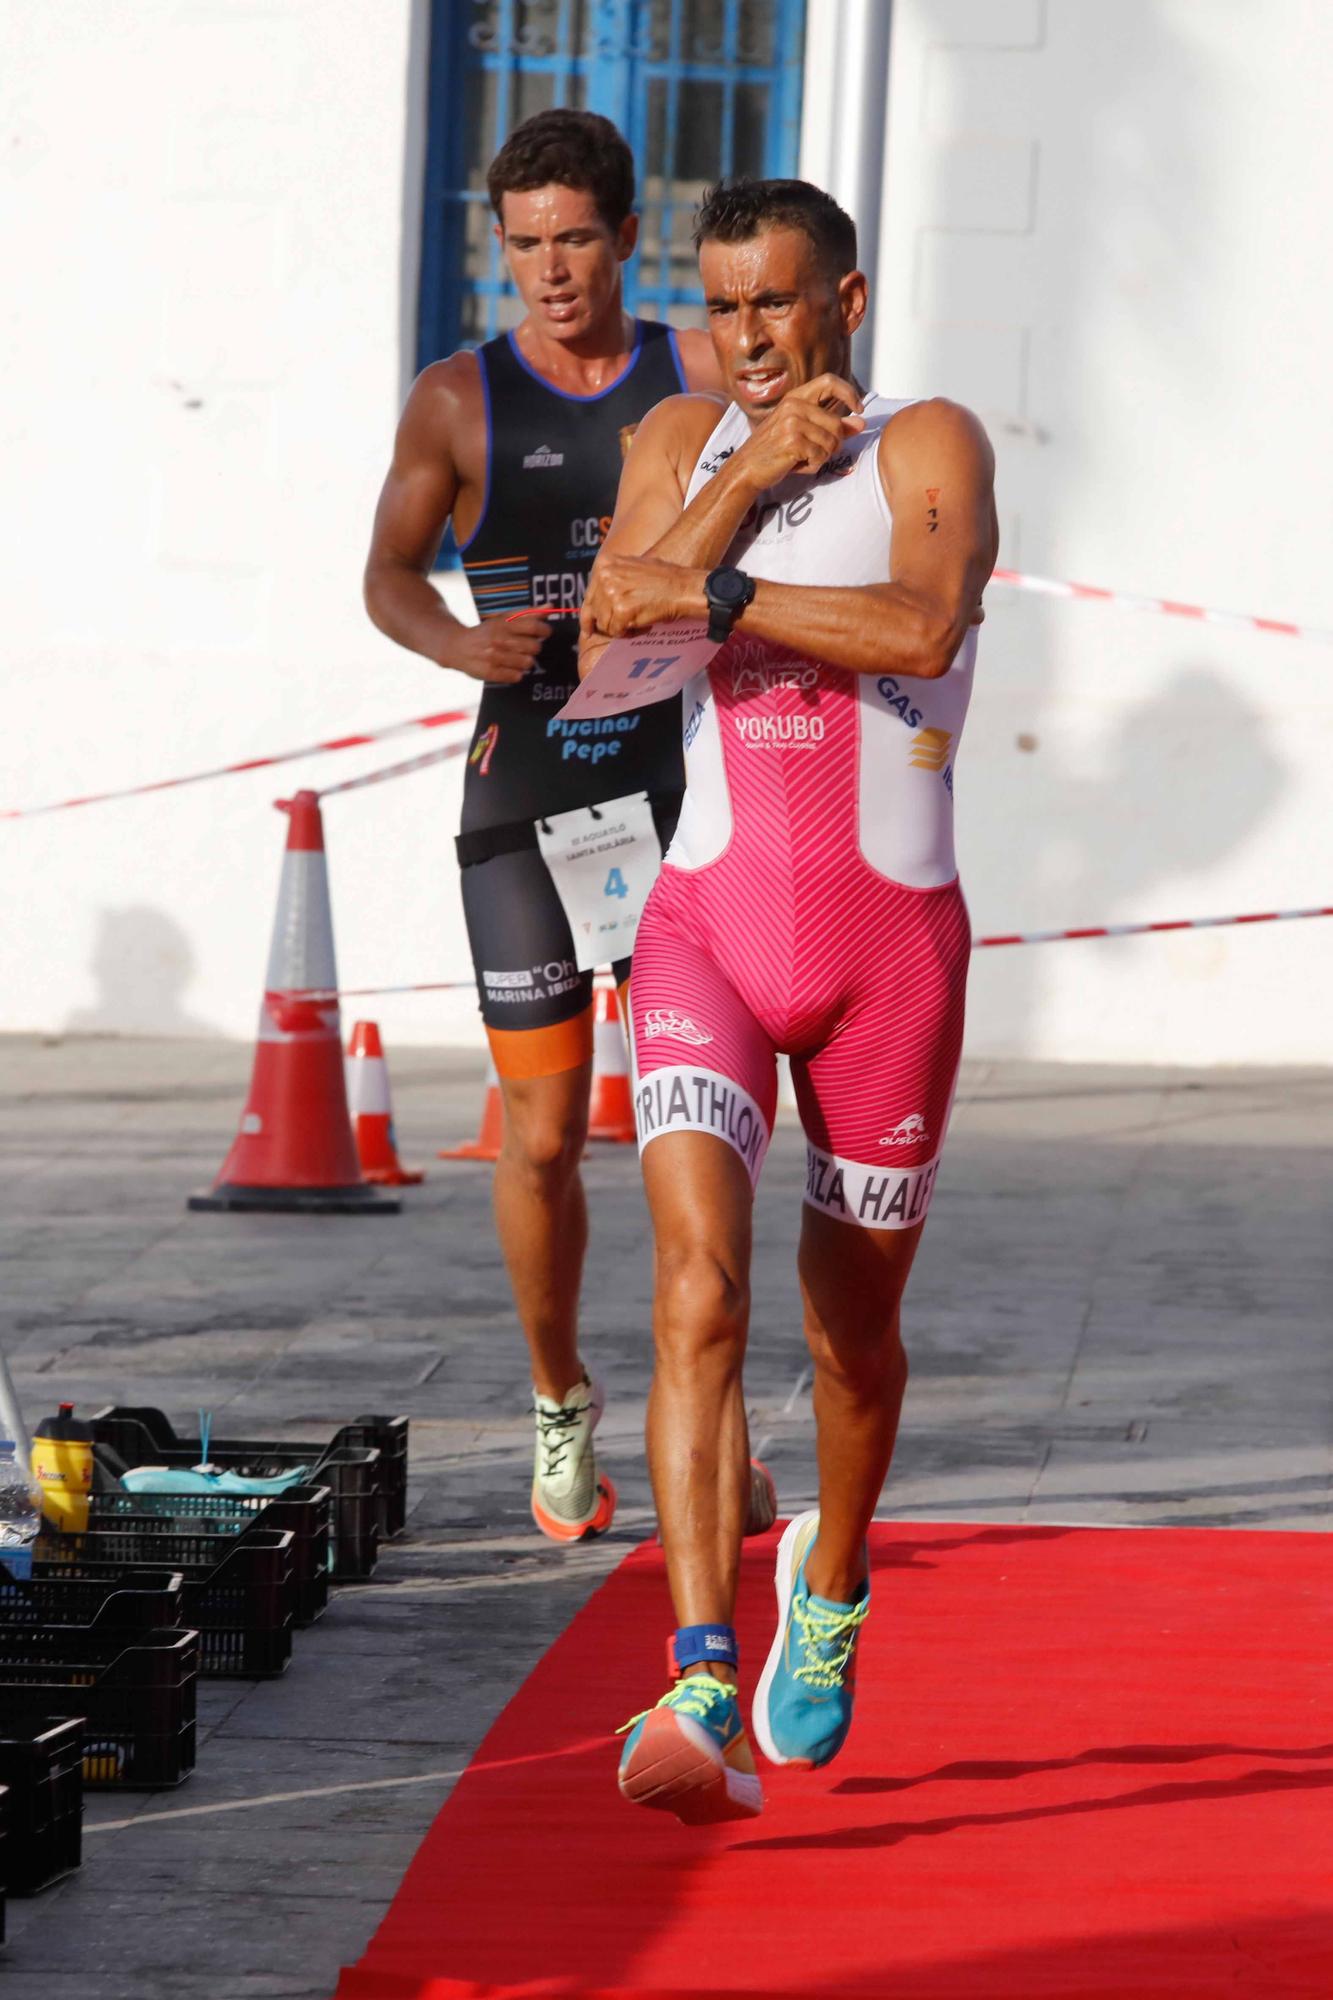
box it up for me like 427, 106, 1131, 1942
0, 1037, 1329, 1995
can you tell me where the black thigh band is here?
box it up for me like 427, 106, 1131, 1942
455, 790, 684, 871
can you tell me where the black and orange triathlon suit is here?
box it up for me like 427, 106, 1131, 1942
455, 319, 687, 1078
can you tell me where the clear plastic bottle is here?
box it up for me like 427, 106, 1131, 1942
0, 1437, 41, 1579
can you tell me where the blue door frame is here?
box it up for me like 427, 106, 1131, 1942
417, 0, 808, 368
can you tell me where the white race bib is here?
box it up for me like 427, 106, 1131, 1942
535, 791, 663, 973
556, 620, 721, 721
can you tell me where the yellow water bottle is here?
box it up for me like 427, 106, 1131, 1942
31, 1401, 94, 1533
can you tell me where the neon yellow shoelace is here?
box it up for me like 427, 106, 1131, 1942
617, 1672, 735, 1736
791, 1594, 868, 1689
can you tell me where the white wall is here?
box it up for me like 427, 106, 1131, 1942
866, 0, 1333, 1063
4, 1, 1330, 1065
1, 0, 486, 1051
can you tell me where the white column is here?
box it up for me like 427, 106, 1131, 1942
799, 0, 894, 375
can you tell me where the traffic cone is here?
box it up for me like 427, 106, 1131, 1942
438, 1055, 504, 1161
188, 792, 399, 1214
588, 977, 636, 1143
345, 1021, 424, 1185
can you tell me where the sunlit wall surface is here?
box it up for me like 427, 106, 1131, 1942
3, 1, 1330, 1062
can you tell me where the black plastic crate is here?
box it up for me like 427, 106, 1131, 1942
35, 1528, 295, 1679
337, 1415, 409, 1538
0, 1629, 197, 1789
316, 1449, 380, 1579
0, 1715, 82, 1892
87, 1486, 330, 1627
0, 1561, 183, 1634
90, 1405, 403, 1571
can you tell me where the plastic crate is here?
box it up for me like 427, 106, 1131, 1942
0, 1629, 197, 1789
338, 1415, 409, 1538
90, 1404, 404, 1570
35, 1528, 295, 1679
0, 1561, 183, 1634
88, 1486, 330, 1626
0, 1715, 82, 1892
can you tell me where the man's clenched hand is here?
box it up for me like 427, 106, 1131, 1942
581, 553, 702, 642
440, 612, 552, 686
727, 374, 865, 492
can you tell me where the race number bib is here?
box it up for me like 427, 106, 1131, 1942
535, 791, 663, 973
555, 620, 721, 721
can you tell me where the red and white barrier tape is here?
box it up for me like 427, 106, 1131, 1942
976, 904, 1333, 948
325, 904, 1331, 1001
4, 568, 1326, 821
316, 739, 470, 800
330, 908, 1320, 1000
1, 707, 477, 820
990, 569, 1333, 645
338, 979, 474, 998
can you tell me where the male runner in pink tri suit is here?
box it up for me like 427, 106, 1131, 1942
580, 178, 997, 1823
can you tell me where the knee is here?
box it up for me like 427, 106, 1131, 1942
810, 1316, 908, 1400
502, 1108, 586, 1184
655, 1243, 749, 1367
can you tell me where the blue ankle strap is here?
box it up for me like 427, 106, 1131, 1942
669, 1623, 739, 1674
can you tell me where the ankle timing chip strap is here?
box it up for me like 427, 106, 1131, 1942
669, 1623, 739, 1675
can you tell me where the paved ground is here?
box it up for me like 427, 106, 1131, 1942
0, 1037, 1329, 1997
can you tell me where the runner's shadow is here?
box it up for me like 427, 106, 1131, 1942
871, 1522, 1079, 1570
835, 1738, 1333, 1795
732, 1762, 1333, 1851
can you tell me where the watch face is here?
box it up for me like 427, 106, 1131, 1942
710, 569, 748, 607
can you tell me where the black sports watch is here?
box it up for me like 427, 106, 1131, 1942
703, 566, 757, 644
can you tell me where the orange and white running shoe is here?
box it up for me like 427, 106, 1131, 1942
617, 1674, 763, 1824
530, 1371, 616, 1543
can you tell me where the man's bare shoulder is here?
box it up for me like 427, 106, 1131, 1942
672, 325, 726, 396
410, 352, 482, 418
878, 396, 994, 474
394, 356, 488, 468
631, 390, 727, 459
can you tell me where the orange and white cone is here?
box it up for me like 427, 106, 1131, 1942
345, 1021, 424, 1186
438, 1055, 504, 1162
588, 977, 636, 1144
188, 792, 398, 1214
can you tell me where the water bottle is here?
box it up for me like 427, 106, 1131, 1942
0, 1437, 41, 1580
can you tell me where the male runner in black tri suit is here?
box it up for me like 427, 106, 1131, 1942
364, 111, 725, 1543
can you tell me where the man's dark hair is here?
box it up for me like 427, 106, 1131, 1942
693, 177, 858, 280
487, 110, 635, 232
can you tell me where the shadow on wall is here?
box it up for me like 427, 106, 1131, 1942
926, 5, 1288, 1051
65, 907, 224, 1039
998, 662, 1284, 928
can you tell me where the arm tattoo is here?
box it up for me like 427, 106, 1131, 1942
925, 486, 940, 533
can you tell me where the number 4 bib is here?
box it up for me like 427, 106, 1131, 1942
535, 790, 664, 972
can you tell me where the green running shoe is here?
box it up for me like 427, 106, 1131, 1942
752, 1510, 869, 1769
530, 1371, 616, 1543
617, 1674, 764, 1824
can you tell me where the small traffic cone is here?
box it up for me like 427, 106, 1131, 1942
588, 977, 636, 1143
345, 1021, 424, 1185
188, 792, 398, 1214
438, 1055, 504, 1161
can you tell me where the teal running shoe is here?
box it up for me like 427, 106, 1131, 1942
617, 1674, 764, 1824
752, 1510, 869, 1769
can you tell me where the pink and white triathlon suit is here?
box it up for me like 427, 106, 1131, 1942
629, 392, 977, 1230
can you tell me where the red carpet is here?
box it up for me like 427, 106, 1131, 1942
337, 1522, 1333, 1999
